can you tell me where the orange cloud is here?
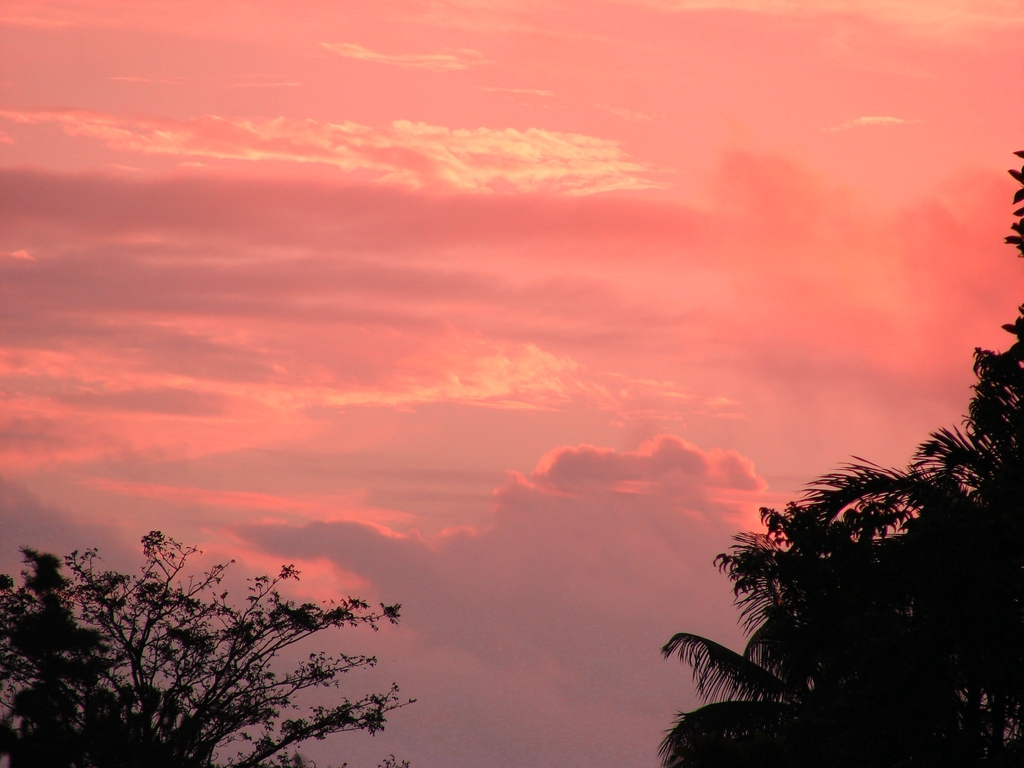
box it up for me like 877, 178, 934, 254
1, 109, 659, 194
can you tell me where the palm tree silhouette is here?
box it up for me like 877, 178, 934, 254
662, 151, 1024, 768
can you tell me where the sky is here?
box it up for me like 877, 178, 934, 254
1, 1, 1023, 766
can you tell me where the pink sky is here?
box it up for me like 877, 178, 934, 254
2, 1, 1023, 766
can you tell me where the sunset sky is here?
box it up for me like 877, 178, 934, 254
2, 1, 1023, 766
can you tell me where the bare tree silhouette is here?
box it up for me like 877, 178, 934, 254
0, 532, 411, 768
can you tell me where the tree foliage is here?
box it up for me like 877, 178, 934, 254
0, 532, 409, 768
662, 150, 1024, 768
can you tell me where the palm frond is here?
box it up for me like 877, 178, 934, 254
805, 461, 916, 519
915, 427, 991, 496
801, 459, 971, 538
662, 633, 785, 704
659, 699, 791, 766
716, 532, 786, 632
743, 619, 790, 677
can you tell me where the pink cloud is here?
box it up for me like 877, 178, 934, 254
0, 109, 660, 194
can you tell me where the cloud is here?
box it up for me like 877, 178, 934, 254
621, 0, 1024, 28
321, 42, 488, 72
0, 157, 1018, 478
519, 434, 766, 499
0, 434, 769, 767
479, 87, 554, 96
320, 342, 589, 410
0, 155, 1018, 765
0, 13, 72, 28
105, 75, 183, 85
825, 115, 921, 131
5, 0, 1023, 36
0, 308, 728, 468
225, 80, 301, 88
1, 109, 660, 194
236, 434, 766, 767
54, 385, 228, 415
0, 475, 138, 576
598, 104, 657, 122
78, 477, 416, 528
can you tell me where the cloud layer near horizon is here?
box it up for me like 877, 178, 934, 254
0, 434, 766, 767
0, 392, 768, 767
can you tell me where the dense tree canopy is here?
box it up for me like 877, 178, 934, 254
0, 532, 409, 768
662, 151, 1024, 768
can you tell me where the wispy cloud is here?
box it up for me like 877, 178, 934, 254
0, 14, 71, 28
323, 344, 578, 410
0, 109, 661, 194
321, 42, 488, 72
105, 75, 183, 85
77, 478, 420, 529
598, 104, 657, 122
623, 0, 1024, 28
226, 81, 301, 88
480, 87, 554, 97
825, 115, 920, 132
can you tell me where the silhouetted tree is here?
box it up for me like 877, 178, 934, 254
0, 532, 409, 768
662, 150, 1024, 768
